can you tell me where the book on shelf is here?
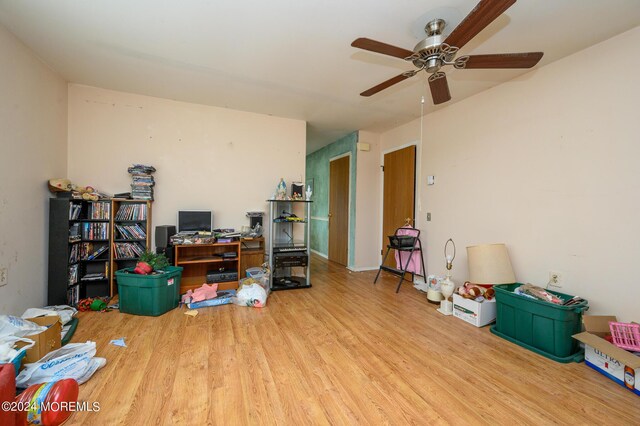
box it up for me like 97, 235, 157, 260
69, 244, 79, 264
68, 203, 82, 220
115, 223, 147, 240
69, 223, 81, 242
67, 284, 79, 306
81, 273, 106, 281
81, 222, 109, 240
86, 244, 109, 260
115, 203, 147, 221
89, 201, 111, 220
113, 242, 145, 259
68, 264, 78, 286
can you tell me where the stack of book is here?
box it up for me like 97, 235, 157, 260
128, 164, 156, 200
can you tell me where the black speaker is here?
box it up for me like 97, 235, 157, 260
156, 246, 175, 265
155, 225, 176, 249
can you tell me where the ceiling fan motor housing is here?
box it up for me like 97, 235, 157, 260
411, 19, 452, 74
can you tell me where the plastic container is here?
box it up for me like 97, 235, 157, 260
116, 266, 183, 316
609, 321, 640, 351
246, 267, 264, 279
0, 364, 16, 426
11, 348, 27, 377
490, 283, 588, 363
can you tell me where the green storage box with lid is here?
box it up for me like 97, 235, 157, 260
490, 283, 588, 363
116, 266, 183, 316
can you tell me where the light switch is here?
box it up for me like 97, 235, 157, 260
427, 176, 435, 185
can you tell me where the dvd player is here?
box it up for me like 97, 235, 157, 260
274, 246, 307, 253
206, 269, 238, 283
274, 251, 308, 268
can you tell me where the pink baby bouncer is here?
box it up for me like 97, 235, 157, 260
374, 225, 426, 293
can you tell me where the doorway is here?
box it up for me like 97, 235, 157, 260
328, 154, 350, 266
381, 145, 416, 268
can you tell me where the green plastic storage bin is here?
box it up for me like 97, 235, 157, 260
116, 266, 183, 316
490, 283, 588, 363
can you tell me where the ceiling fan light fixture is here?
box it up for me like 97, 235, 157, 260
424, 18, 446, 37
424, 57, 442, 74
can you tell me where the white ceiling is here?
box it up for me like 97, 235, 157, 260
1, 1, 639, 153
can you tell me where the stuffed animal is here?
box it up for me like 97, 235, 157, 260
47, 179, 104, 201
457, 281, 495, 300
75, 186, 99, 201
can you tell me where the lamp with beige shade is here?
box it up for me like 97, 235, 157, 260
467, 243, 516, 287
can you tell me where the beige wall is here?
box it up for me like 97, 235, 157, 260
67, 85, 306, 243
352, 131, 381, 270
380, 26, 640, 321
0, 26, 68, 315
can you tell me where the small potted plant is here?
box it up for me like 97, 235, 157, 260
134, 251, 170, 275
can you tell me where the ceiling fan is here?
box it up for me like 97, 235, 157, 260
351, 0, 543, 104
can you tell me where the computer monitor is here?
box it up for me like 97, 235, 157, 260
177, 210, 213, 233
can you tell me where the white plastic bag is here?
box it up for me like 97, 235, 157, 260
16, 341, 106, 387
0, 336, 35, 363
23, 305, 77, 325
0, 315, 47, 338
232, 283, 268, 308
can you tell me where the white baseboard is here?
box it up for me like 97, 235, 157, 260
310, 249, 328, 259
347, 266, 379, 272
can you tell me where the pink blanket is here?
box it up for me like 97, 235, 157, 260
181, 283, 219, 303
394, 227, 422, 274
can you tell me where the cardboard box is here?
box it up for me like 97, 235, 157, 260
453, 294, 496, 327
15, 316, 62, 364
573, 315, 640, 396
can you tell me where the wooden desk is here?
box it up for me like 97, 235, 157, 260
174, 242, 241, 294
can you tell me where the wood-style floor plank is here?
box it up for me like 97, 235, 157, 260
64, 255, 640, 425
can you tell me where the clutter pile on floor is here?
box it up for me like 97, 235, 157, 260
0, 305, 106, 425
181, 276, 270, 312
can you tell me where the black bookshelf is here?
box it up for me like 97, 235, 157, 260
48, 198, 112, 306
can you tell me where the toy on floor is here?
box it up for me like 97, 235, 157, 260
14, 378, 79, 425
77, 297, 111, 312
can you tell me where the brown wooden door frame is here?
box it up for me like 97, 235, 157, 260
328, 153, 351, 266
380, 144, 417, 267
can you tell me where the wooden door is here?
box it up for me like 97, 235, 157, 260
328, 155, 350, 266
382, 146, 416, 267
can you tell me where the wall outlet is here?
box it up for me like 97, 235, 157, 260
0, 268, 7, 287
549, 271, 562, 287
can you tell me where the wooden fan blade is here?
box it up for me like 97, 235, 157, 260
428, 74, 451, 105
462, 52, 543, 68
351, 38, 414, 59
444, 0, 516, 50
360, 73, 413, 97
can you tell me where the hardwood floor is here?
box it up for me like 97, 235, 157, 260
67, 255, 640, 425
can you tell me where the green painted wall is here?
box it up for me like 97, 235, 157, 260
305, 132, 358, 266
